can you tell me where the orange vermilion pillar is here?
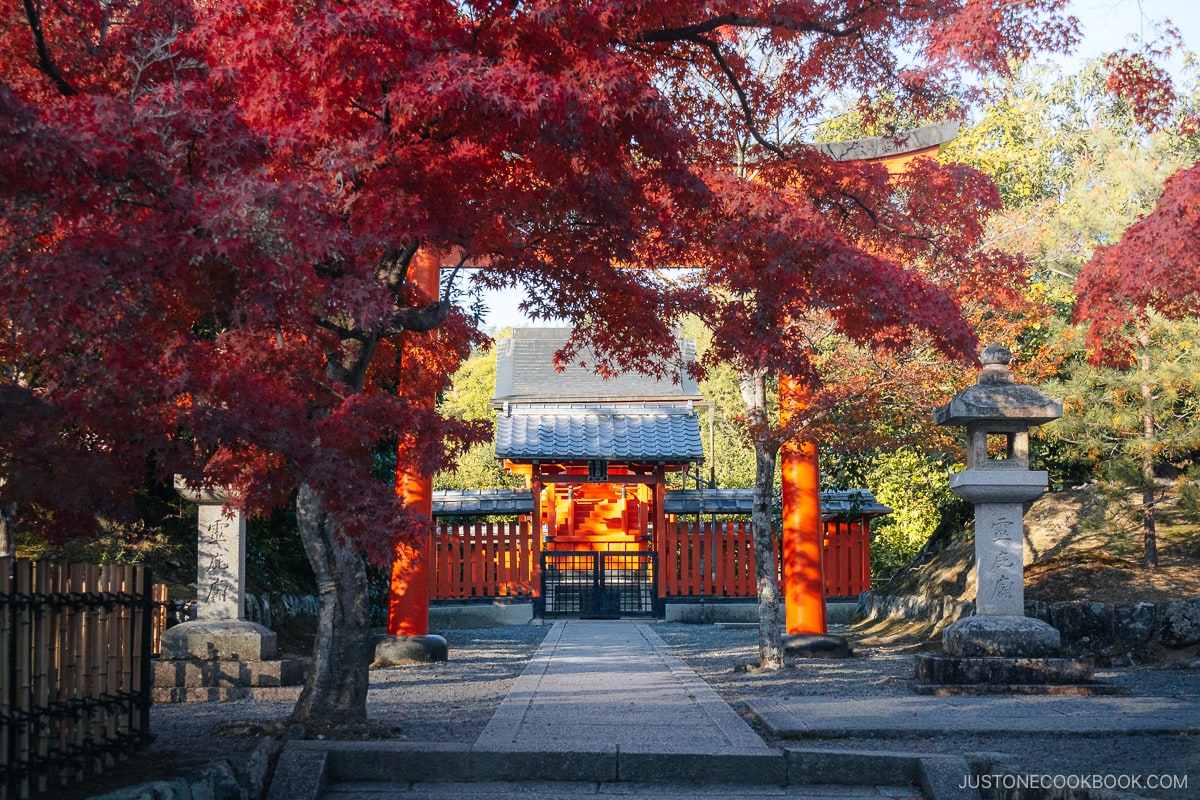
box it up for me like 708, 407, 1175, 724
780, 374, 828, 635
387, 249, 440, 637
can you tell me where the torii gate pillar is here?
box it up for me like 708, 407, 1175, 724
780, 430, 826, 633
375, 249, 448, 665
777, 121, 960, 658
778, 375, 851, 658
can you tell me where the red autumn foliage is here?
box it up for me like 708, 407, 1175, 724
1074, 17, 1200, 366
1076, 163, 1200, 365
3, 0, 1080, 560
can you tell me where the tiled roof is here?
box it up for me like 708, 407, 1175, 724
429, 488, 891, 519
492, 328, 702, 404
664, 489, 891, 519
495, 403, 704, 462
431, 489, 534, 516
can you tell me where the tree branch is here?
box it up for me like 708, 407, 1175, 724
22, 0, 77, 97
693, 35, 788, 159
388, 301, 451, 335
634, 12, 861, 44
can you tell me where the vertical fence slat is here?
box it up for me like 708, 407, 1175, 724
662, 521, 678, 596
34, 563, 52, 794
485, 523, 499, 597
528, 519, 539, 596
506, 522, 521, 596
452, 529, 467, 599
1, 558, 12, 800
69, 564, 86, 784
134, 566, 152, 750
15, 560, 33, 800
739, 523, 755, 597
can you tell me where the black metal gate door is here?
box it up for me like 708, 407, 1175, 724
540, 551, 657, 618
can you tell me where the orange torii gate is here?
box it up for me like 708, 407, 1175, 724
782, 121, 958, 637
385, 122, 959, 649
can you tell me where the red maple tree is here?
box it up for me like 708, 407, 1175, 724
4, 0, 1079, 716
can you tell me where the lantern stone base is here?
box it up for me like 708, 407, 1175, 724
159, 619, 278, 661
154, 620, 307, 703
914, 653, 1095, 687
373, 634, 449, 666
915, 614, 1110, 695
782, 633, 851, 659
942, 615, 1061, 658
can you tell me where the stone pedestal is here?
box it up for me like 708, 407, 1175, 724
160, 619, 278, 661
782, 633, 850, 659
373, 634, 449, 666
942, 614, 1060, 657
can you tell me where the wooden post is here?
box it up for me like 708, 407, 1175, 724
388, 248, 439, 637
653, 468, 667, 600
389, 468, 432, 636
780, 375, 828, 635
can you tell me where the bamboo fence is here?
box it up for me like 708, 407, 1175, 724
0, 558, 153, 800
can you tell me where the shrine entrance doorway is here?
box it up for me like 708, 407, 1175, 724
540, 550, 658, 618
492, 327, 703, 620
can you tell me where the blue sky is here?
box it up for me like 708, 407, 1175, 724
470, 0, 1200, 333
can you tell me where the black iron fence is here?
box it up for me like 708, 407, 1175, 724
1, 558, 153, 800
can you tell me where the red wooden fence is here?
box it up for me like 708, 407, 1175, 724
661, 521, 757, 598
429, 519, 870, 601
821, 518, 872, 598
429, 521, 538, 599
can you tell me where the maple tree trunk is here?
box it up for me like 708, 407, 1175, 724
740, 370, 784, 670
291, 483, 374, 724
1137, 331, 1159, 569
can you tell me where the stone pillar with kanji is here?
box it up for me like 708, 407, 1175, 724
161, 480, 277, 661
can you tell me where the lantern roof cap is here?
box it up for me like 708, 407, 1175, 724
934, 345, 1063, 428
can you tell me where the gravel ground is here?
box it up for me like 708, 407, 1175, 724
654, 622, 1200, 800
141, 621, 1200, 799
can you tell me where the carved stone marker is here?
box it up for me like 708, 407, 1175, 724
161, 478, 276, 662
193, 488, 246, 620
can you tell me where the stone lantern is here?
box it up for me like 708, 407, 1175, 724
917, 345, 1093, 689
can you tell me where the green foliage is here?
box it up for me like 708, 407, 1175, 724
1044, 313, 1200, 474
826, 448, 965, 580
246, 504, 317, 595
15, 482, 197, 586
939, 64, 1066, 208
1179, 466, 1200, 520
953, 59, 1197, 273
679, 316, 762, 490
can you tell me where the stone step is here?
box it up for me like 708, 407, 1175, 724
912, 682, 1127, 696
152, 685, 304, 704
153, 656, 308, 689
914, 653, 1094, 685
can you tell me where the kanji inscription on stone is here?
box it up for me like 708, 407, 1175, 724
195, 502, 246, 620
